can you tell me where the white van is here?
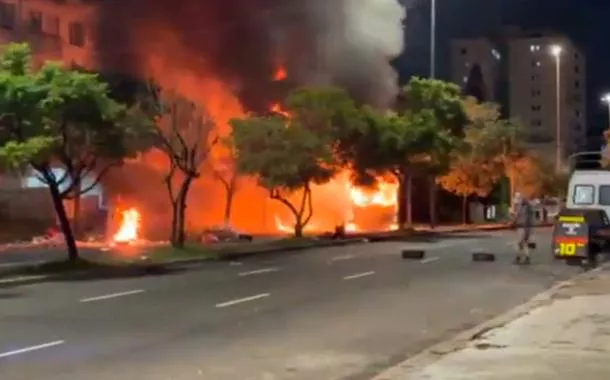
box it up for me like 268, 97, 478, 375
565, 152, 610, 217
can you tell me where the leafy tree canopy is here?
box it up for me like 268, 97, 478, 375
401, 77, 465, 136
231, 115, 336, 190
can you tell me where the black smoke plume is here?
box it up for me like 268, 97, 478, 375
94, 0, 406, 109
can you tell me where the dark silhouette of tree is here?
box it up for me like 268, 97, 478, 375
464, 64, 487, 102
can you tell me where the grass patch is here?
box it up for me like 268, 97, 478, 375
146, 237, 325, 263
146, 244, 219, 263
3, 257, 131, 278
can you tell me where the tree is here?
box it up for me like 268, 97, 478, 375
284, 85, 364, 155
437, 157, 498, 223
0, 43, 149, 261
461, 97, 527, 204
399, 77, 464, 226
210, 153, 238, 227
230, 115, 336, 237
348, 107, 453, 227
147, 87, 216, 247
464, 64, 487, 102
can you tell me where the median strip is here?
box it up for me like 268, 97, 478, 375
0, 340, 65, 359
80, 289, 145, 303
343, 271, 375, 280
237, 267, 280, 277
215, 293, 270, 308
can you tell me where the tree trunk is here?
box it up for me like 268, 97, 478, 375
405, 174, 413, 227
175, 177, 194, 248
397, 177, 406, 227
462, 194, 468, 225
170, 201, 180, 246
294, 222, 304, 238
48, 182, 79, 261
428, 177, 437, 228
72, 178, 81, 239
223, 186, 235, 227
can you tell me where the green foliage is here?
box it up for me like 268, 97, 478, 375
0, 43, 151, 192
231, 115, 336, 191
348, 106, 452, 186
0, 43, 153, 260
401, 77, 465, 136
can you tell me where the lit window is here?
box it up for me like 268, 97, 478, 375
573, 185, 594, 205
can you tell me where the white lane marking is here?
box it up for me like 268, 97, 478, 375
0, 275, 48, 285
0, 260, 47, 268
330, 254, 355, 262
237, 267, 280, 277
0, 340, 64, 359
80, 289, 145, 303
343, 271, 375, 280
215, 293, 270, 308
420, 256, 440, 264
229, 261, 243, 266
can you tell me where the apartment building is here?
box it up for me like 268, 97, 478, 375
450, 37, 502, 103
0, 0, 96, 67
451, 32, 586, 163
508, 34, 586, 159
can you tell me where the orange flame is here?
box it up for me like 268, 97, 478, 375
268, 66, 399, 234
270, 103, 291, 118
113, 208, 141, 243
273, 66, 287, 81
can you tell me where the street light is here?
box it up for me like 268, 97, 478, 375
601, 93, 610, 127
550, 44, 563, 172
430, 0, 436, 78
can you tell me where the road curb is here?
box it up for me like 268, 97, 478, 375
371, 263, 607, 379
0, 224, 551, 288
164, 238, 366, 266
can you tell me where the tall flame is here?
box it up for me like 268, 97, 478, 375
113, 208, 141, 243
273, 66, 287, 81
268, 65, 399, 234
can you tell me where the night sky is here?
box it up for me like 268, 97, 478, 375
397, 0, 607, 145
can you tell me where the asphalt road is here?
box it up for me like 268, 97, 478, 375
0, 228, 583, 380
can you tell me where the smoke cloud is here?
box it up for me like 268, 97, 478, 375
95, 0, 406, 108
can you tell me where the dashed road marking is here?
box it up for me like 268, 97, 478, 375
330, 254, 355, 262
215, 293, 270, 308
238, 267, 280, 277
0, 275, 48, 285
343, 271, 375, 280
420, 257, 440, 264
0, 340, 65, 359
80, 289, 145, 303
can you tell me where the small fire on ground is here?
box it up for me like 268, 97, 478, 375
112, 208, 141, 244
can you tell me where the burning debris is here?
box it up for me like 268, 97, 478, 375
112, 208, 141, 244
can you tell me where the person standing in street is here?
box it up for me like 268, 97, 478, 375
510, 193, 534, 265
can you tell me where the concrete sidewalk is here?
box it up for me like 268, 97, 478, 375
374, 267, 610, 379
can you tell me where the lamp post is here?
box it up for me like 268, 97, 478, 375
601, 93, 610, 127
430, 0, 436, 78
550, 44, 563, 173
